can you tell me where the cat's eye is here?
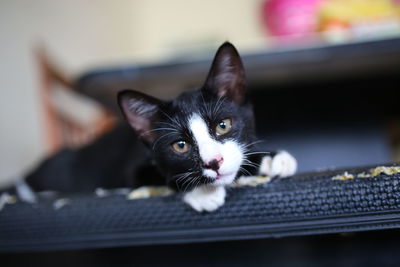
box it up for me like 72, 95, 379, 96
172, 140, 190, 153
216, 118, 232, 136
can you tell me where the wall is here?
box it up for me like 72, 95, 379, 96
0, 0, 265, 186
0, 0, 136, 186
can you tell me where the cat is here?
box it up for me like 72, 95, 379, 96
117, 42, 297, 212
7, 42, 297, 212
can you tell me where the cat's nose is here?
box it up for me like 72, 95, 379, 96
204, 156, 224, 171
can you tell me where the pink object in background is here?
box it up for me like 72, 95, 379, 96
262, 0, 321, 39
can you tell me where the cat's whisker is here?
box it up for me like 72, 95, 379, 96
175, 172, 194, 183
174, 169, 197, 184
144, 127, 179, 134
243, 151, 271, 156
212, 96, 225, 117
242, 162, 260, 168
187, 176, 200, 192
173, 170, 194, 179
200, 92, 212, 119
160, 110, 181, 128
239, 167, 252, 176
152, 132, 176, 149
182, 176, 199, 192
241, 161, 261, 169
174, 174, 187, 182
157, 121, 181, 129
210, 96, 218, 117
241, 165, 260, 172
242, 160, 261, 167
153, 132, 175, 144
173, 171, 191, 178
242, 158, 260, 164
241, 140, 265, 150
232, 178, 241, 187
180, 174, 195, 186
195, 176, 202, 189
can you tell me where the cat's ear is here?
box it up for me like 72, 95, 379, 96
204, 42, 246, 104
118, 89, 162, 143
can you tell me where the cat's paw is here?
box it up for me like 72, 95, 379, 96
259, 150, 297, 178
183, 185, 226, 212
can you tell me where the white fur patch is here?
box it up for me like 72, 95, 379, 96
188, 114, 243, 186
259, 150, 297, 178
183, 185, 226, 212
189, 114, 220, 163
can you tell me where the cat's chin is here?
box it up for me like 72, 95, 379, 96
203, 169, 236, 186
212, 174, 236, 186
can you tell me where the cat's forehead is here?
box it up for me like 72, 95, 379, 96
167, 90, 205, 115
174, 90, 203, 105
161, 89, 232, 123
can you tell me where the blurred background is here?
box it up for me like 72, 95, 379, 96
1, 0, 400, 187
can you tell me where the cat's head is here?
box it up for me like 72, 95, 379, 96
118, 42, 256, 191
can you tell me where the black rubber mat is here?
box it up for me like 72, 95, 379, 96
1, 164, 400, 252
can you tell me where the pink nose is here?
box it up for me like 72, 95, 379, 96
204, 156, 224, 171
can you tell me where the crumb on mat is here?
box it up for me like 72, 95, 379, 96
127, 175, 271, 200
332, 172, 355, 181
358, 166, 400, 178
127, 186, 175, 200
0, 193, 17, 211
332, 166, 400, 181
232, 176, 271, 187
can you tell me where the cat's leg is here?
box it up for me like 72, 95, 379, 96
259, 150, 297, 178
183, 185, 226, 212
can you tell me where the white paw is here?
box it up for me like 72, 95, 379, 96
259, 150, 297, 178
183, 185, 226, 212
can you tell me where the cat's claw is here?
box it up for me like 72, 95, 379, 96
183, 185, 226, 212
259, 150, 297, 178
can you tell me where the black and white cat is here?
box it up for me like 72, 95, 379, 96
117, 42, 297, 212
7, 42, 296, 212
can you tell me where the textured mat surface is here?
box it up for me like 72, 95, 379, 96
1, 164, 400, 252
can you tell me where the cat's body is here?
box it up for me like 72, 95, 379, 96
25, 123, 162, 193
8, 42, 297, 212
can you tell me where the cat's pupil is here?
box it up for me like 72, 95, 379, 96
219, 122, 226, 129
177, 141, 185, 148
